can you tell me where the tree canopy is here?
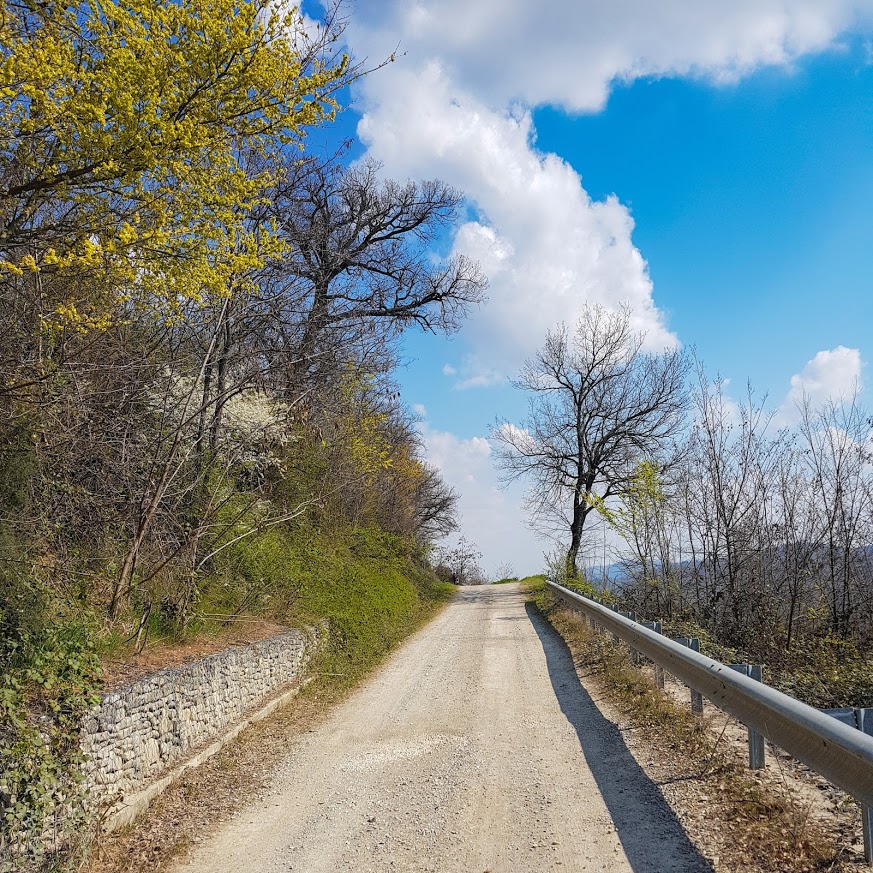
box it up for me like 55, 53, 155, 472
0, 0, 347, 329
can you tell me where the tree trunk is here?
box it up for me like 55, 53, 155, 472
566, 489, 588, 578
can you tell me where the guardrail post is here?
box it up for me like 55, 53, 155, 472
653, 621, 665, 688
675, 637, 704, 714
748, 665, 765, 769
674, 637, 703, 715
627, 612, 641, 664
822, 706, 873, 863
855, 708, 873, 863
689, 639, 704, 714
640, 620, 665, 682
731, 664, 765, 769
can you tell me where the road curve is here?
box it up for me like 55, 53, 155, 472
171, 583, 711, 873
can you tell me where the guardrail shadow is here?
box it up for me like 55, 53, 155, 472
525, 601, 714, 873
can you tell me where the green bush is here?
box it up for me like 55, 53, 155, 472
766, 635, 873, 709
0, 573, 100, 871
204, 521, 453, 688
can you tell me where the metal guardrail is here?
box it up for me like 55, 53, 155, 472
547, 580, 873, 810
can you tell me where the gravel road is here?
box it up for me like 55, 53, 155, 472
171, 584, 712, 873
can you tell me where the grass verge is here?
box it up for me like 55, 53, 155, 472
525, 577, 858, 873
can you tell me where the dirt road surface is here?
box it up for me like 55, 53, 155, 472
171, 584, 711, 873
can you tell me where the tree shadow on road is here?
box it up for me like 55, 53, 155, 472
525, 601, 714, 873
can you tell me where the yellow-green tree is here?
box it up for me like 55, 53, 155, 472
587, 460, 681, 614
0, 0, 347, 329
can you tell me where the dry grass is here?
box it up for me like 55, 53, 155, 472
99, 620, 291, 692
535, 590, 860, 873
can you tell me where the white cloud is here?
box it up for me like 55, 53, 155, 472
356, 64, 676, 378
345, 1, 873, 569
492, 421, 537, 453
353, 1, 873, 113
777, 346, 863, 424
789, 346, 863, 404
445, 354, 507, 390
418, 420, 542, 575
348, 2, 873, 380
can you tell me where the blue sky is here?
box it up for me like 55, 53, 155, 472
395, 42, 873, 430
539, 49, 873, 395
314, 1, 873, 576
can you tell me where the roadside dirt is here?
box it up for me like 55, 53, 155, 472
165, 583, 711, 873
544, 604, 868, 872
655, 668, 866, 868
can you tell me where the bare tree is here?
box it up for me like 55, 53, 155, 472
438, 536, 483, 585
411, 465, 459, 542
680, 371, 782, 641
493, 562, 516, 582
265, 155, 488, 391
799, 394, 870, 636
491, 304, 689, 578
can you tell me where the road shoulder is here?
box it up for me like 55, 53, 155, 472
529, 585, 867, 872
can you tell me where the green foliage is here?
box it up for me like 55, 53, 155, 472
203, 520, 454, 688
0, 573, 100, 870
659, 616, 873, 709
0, 507, 452, 869
0, 2, 464, 867
295, 529, 452, 685
765, 635, 873, 709
659, 617, 744, 666
0, 419, 35, 520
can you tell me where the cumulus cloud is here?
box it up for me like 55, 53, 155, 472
344, 1, 873, 568
353, 1, 873, 113
444, 354, 507, 390
492, 421, 537, 453
356, 64, 675, 376
776, 346, 864, 423
347, 2, 873, 380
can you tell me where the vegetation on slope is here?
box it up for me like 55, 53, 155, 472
498, 305, 873, 708
0, 2, 480, 868
527, 579, 852, 872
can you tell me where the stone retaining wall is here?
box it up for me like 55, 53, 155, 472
81, 628, 320, 804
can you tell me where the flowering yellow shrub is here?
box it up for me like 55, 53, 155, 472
0, 0, 347, 328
